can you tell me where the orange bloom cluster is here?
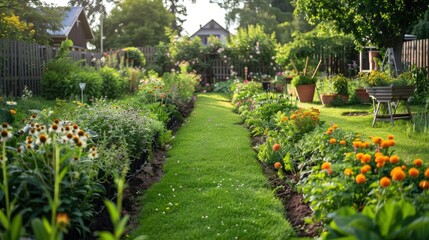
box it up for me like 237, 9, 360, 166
391, 167, 406, 181
408, 168, 419, 177
414, 158, 423, 167
380, 177, 391, 187
281, 116, 288, 122
355, 174, 366, 184
420, 180, 429, 190
329, 138, 336, 144
274, 162, 282, 169
353, 140, 370, 148
356, 153, 371, 164
425, 168, 429, 178
389, 155, 400, 164
340, 140, 346, 145
321, 162, 331, 170
360, 165, 371, 174
374, 152, 390, 168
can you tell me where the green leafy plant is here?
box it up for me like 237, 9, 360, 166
121, 47, 146, 68
291, 75, 317, 87
323, 199, 429, 240
331, 75, 349, 95
65, 69, 103, 100
99, 67, 127, 99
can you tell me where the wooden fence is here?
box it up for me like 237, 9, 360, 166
403, 39, 429, 73
0, 39, 101, 96
2, 39, 428, 96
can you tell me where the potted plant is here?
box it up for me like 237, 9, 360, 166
292, 75, 317, 102
362, 71, 415, 101
332, 75, 349, 102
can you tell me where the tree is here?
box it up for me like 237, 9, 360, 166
0, 0, 62, 44
411, 9, 429, 39
101, 0, 174, 49
212, 0, 313, 43
294, 0, 429, 73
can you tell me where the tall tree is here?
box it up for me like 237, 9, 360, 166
294, 0, 429, 72
0, 0, 62, 44
101, 0, 174, 49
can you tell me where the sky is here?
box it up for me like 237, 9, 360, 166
42, 0, 231, 35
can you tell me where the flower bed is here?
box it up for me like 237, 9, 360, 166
231, 82, 429, 238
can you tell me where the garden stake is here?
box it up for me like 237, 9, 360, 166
312, 59, 322, 78
303, 57, 309, 76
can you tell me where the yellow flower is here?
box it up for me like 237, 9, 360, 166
344, 168, 353, 176
9, 109, 16, 115
339, 140, 346, 145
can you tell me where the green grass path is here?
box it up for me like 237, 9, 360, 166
131, 93, 295, 239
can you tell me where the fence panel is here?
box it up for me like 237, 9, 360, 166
402, 39, 429, 76
0, 39, 101, 96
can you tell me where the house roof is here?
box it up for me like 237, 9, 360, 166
48, 6, 94, 40
191, 19, 230, 38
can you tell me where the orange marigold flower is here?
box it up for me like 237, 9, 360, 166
332, 124, 338, 129
376, 162, 385, 168
327, 168, 333, 175
375, 156, 384, 163
361, 165, 371, 174
329, 138, 337, 144
281, 116, 288, 122
372, 137, 382, 144
389, 155, 400, 164
391, 167, 406, 181
355, 174, 366, 184
380, 177, 391, 187
380, 140, 389, 148
321, 162, 331, 170
387, 134, 394, 140
339, 140, 346, 145
419, 180, 429, 190
326, 130, 332, 135
425, 168, 429, 178
356, 153, 364, 160
9, 109, 16, 115
408, 168, 419, 177
401, 165, 407, 170
272, 143, 281, 151
344, 168, 353, 176
353, 141, 362, 148
290, 114, 297, 120
274, 162, 282, 169
414, 158, 423, 167
388, 140, 396, 146
361, 154, 372, 163
362, 142, 370, 148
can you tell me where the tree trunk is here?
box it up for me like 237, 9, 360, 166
392, 40, 404, 75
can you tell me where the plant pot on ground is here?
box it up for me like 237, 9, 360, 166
292, 75, 317, 103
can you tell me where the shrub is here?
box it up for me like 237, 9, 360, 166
41, 57, 79, 99
121, 47, 146, 68
291, 75, 317, 87
65, 69, 103, 100
99, 66, 127, 99
214, 79, 235, 94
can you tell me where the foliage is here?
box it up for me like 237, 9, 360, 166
411, 9, 429, 39
323, 199, 429, 240
148, 41, 173, 74
0, 13, 35, 41
1, 116, 104, 237
99, 67, 127, 99
65, 69, 103, 100
214, 79, 235, 94
121, 47, 146, 68
169, 36, 205, 73
0, 0, 63, 44
231, 80, 263, 113
409, 67, 429, 105
331, 75, 349, 95
294, 0, 429, 72
101, 0, 174, 49
243, 94, 298, 136
76, 100, 164, 163
41, 54, 80, 100
212, 0, 313, 43
226, 25, 278, 76
275, 25, 355, 72
291, 75, 317, 87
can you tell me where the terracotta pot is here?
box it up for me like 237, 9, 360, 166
355, 88, 370, 103
320, 94, 336, 106
339, 94, 349, 103
295, 84, 316, 102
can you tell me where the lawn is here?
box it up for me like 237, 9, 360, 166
299, 102, 429, 162
131, 93, 296, 239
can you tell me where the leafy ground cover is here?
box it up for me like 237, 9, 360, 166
299, 102, 429, 161
131, 93, 296, 239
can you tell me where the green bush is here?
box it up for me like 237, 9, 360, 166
122, 47, 146, 68
41, 57, 79, 99
291, 75, 317, 87
65, 69, 103, 100
99, 66, 127, 99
